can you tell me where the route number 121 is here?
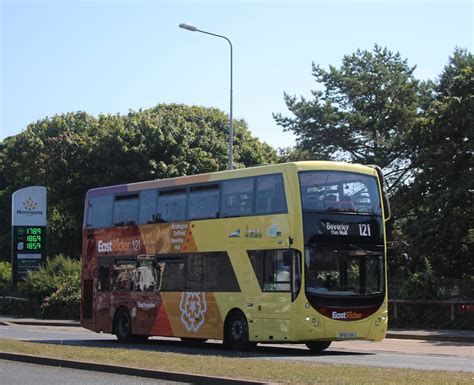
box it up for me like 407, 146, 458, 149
359, 224, 371, 237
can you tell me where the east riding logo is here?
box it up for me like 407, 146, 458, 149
331, 311, 363, 320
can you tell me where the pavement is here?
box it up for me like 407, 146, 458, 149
1, 316, 473, 343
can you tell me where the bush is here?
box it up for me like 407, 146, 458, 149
0, 261, 12, 294
24, 255, 80, 319
399, 258, 440, 300
389, 302, 474, 330
389, 258, 473, 329
40, 278, 80, 319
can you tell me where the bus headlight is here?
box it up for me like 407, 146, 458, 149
375, 316, 387, 326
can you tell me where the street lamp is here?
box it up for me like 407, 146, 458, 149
179, 22, 234, 170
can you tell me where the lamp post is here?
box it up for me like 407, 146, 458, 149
179, 23, 234, 170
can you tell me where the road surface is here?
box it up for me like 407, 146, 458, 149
0, 323, 472, 372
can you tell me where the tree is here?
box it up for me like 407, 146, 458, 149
401, 48, 473, 278
274, 45, 431, 192
0, 104, 277, 260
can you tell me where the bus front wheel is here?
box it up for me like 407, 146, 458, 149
224, 311, 256, 351
306, 341, 331, 353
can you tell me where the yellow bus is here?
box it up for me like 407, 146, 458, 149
81, 161, 390, 351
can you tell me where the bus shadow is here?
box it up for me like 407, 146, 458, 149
32, 338, 374, 358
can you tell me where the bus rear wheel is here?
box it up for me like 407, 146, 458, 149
306, 341, 331, 353
114, 308, 149, 343
224, 311, 256, 351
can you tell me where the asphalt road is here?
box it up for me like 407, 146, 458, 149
0, 359, 185, 385
0, 323, 472, 372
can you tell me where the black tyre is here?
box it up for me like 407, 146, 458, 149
114, 308, 133, 342
180, 337, 208, 345
306, 341, 331, 353
114, 308, 149, 343
224, 311, 256, 351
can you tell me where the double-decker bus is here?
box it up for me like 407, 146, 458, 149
81, 161, 390, 351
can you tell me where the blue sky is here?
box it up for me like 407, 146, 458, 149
1, 0, 472, 149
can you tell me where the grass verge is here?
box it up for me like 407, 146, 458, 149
0, 338, 471, 385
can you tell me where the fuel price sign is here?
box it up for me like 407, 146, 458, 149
11, 186, 47, 287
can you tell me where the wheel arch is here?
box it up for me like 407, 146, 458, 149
223, 307, 248, 332
223, 307, 252, 343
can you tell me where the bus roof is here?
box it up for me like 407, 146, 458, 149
85, 161, 378, 199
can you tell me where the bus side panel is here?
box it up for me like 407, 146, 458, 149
159, 292, 224, 339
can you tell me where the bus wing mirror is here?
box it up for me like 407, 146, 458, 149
369, 165, 391, 222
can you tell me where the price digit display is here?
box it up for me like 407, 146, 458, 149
23, 227, 44, 251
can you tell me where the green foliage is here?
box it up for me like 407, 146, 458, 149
276, 46, 472, 285
274, 45, 431, 192
400, 48, 473, 279
0, 261, 12, 293
24, 255, 80, 319
0, 104, 277, 260
25, 255, 80, 298
40, 278, 80, 319
389, 259, 473, 329
400, 258, 440, 300
277, 147, 314, 163
389, 302, 474, 330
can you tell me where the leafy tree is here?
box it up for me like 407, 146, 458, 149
401, 48, 473, 278
0, 261, 12, 293
0, 104, 276, 260
274, 45, 431, 192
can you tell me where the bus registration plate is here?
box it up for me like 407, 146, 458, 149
337, 332, 357, 339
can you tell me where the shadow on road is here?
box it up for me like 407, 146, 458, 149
31, 338, 374, 359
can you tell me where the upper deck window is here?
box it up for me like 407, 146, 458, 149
139, 189, 158, 224
87, 195, 113, 228
157, 188, 187, 222
188, 184, 220, 220
299, 171, 381, 215
221, 178, 254, 218
113, 193, 139, 226
255, 174, 287, 214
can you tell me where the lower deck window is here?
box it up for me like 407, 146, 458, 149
305, 246, 384, 296
97, 252, 240, 293
248, 249, 301, 297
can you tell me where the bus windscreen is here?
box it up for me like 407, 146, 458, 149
299, 171, 382, 215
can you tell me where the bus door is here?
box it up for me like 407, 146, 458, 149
249, 249, 300, 342
131, 255, 162, 334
